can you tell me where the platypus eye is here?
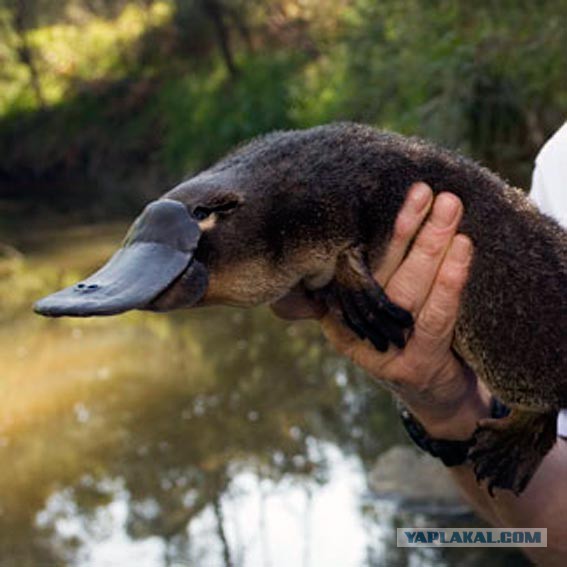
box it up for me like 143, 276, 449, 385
193, 207, 211, 221
193, 200, 241, 221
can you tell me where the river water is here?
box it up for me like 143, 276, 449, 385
0, 223, 527, 566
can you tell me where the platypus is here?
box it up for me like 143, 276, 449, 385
35, 123, 567, 495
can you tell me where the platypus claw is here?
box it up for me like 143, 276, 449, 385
336, 285, 410, 351
468, 408, 557, 496
332, 245, 413, 352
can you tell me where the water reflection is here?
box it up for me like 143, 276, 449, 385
0, 225, 528, 566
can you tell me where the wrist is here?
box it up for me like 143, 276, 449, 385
400, 366, 492, 441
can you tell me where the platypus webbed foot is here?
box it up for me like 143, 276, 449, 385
469, 408, 558, 496
332, 246, 413, 352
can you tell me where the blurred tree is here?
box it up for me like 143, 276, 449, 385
0, 0, 565, 212
1, 0, 45, 108
81, 0, 131, 18
224, 0, 254, 52
170, 0, 273, 77
331, 0, 567, 185
198, 0, 238, 77
170, 0, 240, 77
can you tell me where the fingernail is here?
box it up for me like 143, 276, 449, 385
432, 193, 461, 227
450, 234, 472, 263
409, 183, 432, 211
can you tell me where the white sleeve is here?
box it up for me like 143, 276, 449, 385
530, 121, 567, 227
529, 121, 567, 437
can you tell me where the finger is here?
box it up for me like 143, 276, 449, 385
373, 182, 433, 285
412, 234, 473, 352
321, 312, 397, 376
385, 192, 463, 317
320, 312, 360, 356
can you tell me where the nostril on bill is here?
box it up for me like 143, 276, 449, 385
74, 283, 100, 293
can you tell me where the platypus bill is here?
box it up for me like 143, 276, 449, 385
35, 123, 567, 496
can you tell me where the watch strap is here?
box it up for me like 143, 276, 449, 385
398, 396, 510, 467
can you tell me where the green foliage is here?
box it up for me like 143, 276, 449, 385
0, 0, 565, 213
0, 1, 172, 114
158, 51, 303, 174
307, 0, 567, 184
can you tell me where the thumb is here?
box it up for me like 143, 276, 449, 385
320, 311, 360, 355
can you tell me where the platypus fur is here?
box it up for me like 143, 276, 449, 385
35, 122, 567, 495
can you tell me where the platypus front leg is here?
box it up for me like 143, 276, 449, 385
469, 408, 558, 496
331, 246, 413, 352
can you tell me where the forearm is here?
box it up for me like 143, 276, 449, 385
405, 374, 567, 564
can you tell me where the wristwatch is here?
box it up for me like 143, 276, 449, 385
398, 397, 510, 467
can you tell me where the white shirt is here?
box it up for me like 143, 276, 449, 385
531, 122, 567, 226
529, 121, 567, 437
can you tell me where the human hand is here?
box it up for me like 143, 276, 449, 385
322, 183, 491, 439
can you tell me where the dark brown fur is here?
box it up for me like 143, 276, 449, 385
163, 123, 566, 494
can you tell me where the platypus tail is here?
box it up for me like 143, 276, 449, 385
468, 408, 558, 496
